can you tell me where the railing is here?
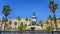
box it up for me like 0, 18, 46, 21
0, 30, 60, 34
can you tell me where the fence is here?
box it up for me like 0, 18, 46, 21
0, 30, 60, 34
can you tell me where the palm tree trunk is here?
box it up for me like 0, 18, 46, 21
6, 16, 8, 22
4, 22, 6, 31
15, 25, 16, 31
1, 23, 2, 31
41, 26, 43, 30
40, 22, 43, 30
4, 16, 7, 31
50, 18, 53, 34
53, 12, 57, 31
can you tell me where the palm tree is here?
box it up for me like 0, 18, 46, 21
17, 16, 21, 23
48, 15, 51, 26
2, 5, 11, 21
25, 18, 28, 26
25, 18, 28, 21
48, 15, 53, 31
14, 21, 17, 30
46, 21, 49, 26
51, 16, 55, 20
48, 0, 58, 31
1, 16, 5, 31
1, 17, 5, 24
29, 19, 31, 21
39, 20, 43, 30
5, 23, 8, 28
2, 5, 11, 31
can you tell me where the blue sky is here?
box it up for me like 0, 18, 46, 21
0, 0, 60, 23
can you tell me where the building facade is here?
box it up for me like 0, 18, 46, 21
0, 12, 37, 31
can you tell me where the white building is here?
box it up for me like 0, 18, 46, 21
0, 12, 37, 31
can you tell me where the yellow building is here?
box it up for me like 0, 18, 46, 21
42, 18, 60, 31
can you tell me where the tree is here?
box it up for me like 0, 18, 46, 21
9, 20, 12, 25
48, 0, 58, 31
46, 21, 49, 26
46, 26, 53, 31
23, 24, 27, 29
2, 5, 11, 31
14, 21, 17, 29
31, 21, 36, 26
1, 16, 5, 24
5, 23, 8, 28
29, 19, 31, 21
2, 5, 11, 22
31, 27, 35, 30
6, 20, 12, 30
59, 21, 60, 23
1, 17, 5, 31
25, 18, 28, 21
4, 23, 8, 31
18, 22, 24, 30
39, 20, 43, 30
17, 16, 21, 23
48, 15, 54, 30
51, 16, 55, 20
57, 21, 60, 31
